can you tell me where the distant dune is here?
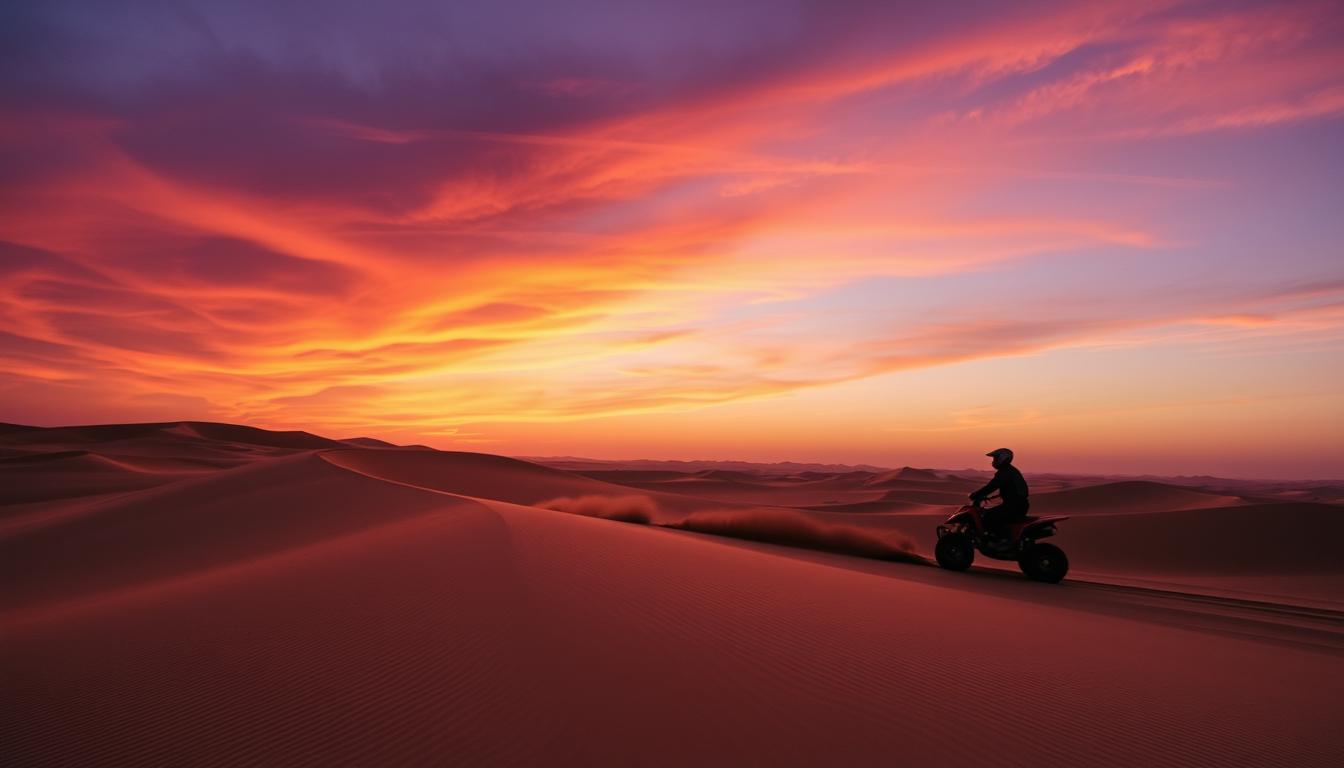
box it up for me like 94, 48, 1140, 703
525, 455, 891, 475
3, 422, 1342, 766
1028, 480, 1247, 515
864, 466, 944, 485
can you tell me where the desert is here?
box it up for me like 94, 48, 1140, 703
4, 421, 1341, 766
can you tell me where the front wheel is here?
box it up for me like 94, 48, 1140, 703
935, 533, 975, 571
1019, 543, 1069, 583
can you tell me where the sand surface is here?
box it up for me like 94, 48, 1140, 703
3, 422, 1341, 766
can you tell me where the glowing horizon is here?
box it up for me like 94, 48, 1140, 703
2, 0, 1342, 478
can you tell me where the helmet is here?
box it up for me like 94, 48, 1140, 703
986, 447, 1013, 464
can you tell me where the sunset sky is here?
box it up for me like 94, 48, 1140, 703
2, 0, 1342, 478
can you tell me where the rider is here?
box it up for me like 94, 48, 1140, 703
969, 448, 1029, 541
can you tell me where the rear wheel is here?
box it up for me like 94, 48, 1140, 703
1019, 543, 1068, 583
935, 533, 974, 571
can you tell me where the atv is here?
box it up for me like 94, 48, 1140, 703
934, 496, 1070, 583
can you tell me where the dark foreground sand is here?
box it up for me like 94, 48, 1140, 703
3, 422, 1341, 766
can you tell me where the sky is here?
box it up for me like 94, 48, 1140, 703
1, 0, 1342, 478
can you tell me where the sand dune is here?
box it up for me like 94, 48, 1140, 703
582, 472, 897, 507
690, 468, 764, 482
0, 453, 461, 621
799, 498, 945, 514
1056, 502, 1344, 574
566, 468, 700, 484
863, 466, 944, 485
324, 449, 927, 564
0, 420, 322, 448
0, 421, 347, 505
1029, 480, 1247, 515
324, 447, 700, 515
4, 422, 1342, 766
0, 450, 201, 505
339, 436, 400, 448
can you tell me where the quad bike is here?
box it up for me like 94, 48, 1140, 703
934, 496, 1070, 583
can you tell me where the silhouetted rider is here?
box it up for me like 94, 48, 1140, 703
969, 448, 1029, 540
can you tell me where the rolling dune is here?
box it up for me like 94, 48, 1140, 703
1029, 480, 1248, 515
862, 466, 946, 485
0, 450, 185, 505
0, 452, 461, 622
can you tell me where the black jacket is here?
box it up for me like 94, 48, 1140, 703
971, 464, 1029, 508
